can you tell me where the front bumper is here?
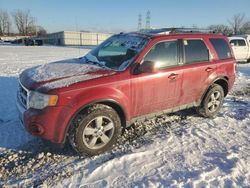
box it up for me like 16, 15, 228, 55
16, 97, 70, 144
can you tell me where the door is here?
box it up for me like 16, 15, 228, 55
131, 40, 183, 117
180, 39, 217, 105
230, 39, 248, 61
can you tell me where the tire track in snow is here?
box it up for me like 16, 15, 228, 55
1, 114, 185, 187
1, 94, 249, 187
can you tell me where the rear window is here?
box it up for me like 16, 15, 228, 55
210, 38, 232, 60
184, 39, 209, 64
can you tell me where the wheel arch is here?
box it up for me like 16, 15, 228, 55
213, 77, 229, 96
199, 76, 229, 105
62, 99, 127, 144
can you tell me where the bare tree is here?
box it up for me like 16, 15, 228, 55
207, 24, 233, 36
241, 21, 250, 34
36, 26, 47, 36
228, 14, 246, 34
0, 9, 11, 36
12, 9, 36, 35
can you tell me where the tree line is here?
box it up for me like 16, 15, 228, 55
207, 14, 250, 36
0, 9, 46, 36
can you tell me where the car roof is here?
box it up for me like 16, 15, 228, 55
228, 36, 247, 40
124, 28, 225, 40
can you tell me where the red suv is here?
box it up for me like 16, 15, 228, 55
17, 28, 236, 155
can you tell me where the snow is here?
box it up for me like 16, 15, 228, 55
24, 58, 99, 82
0, 45, 250, 187
107, 33, 148, 50
20, 57, 114, 90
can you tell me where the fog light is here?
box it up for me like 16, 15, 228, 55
30, 124, 45, 135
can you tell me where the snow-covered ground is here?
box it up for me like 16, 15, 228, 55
0, 45, 249, 187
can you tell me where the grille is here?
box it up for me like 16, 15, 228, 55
18, 82, 29, 109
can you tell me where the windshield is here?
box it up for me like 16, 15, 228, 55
84, 34, 149, 71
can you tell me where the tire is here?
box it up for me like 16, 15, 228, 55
69, 104, 122, 156
196, 84, 224, 118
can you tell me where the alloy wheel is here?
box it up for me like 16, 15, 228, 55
82, 116, 115, 150
207, 91, 221, 113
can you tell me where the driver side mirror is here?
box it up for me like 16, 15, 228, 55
138, 61, 159, 73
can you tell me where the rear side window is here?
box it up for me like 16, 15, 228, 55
210, 38, 232, 60
238, 39, 246, 46
184, 39, 209, 64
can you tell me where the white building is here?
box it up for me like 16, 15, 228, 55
44, 31, 113, 46
0, 35, 28, 42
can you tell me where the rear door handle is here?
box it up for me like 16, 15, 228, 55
205, 67, 214, 72
168, 73, 178, 80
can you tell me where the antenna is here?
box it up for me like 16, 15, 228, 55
138, 14, 142, 31
145, 11, 151, 30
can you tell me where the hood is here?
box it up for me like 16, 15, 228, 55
20, 58, 115, 92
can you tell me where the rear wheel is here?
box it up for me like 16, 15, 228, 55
196, 84, 224, 118
69, 104, 122, 155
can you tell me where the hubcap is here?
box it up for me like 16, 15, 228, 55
82, 116, 115, 150
207, 91, 221, 113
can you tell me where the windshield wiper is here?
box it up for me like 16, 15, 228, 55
83, 56, 112, 70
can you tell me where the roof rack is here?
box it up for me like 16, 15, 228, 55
142, 28, 216, 35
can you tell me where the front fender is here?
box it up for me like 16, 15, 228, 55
68, 86, 130, 117
54, 86, 130, 143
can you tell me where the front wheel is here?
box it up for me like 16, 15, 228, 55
69, 104, 122, 155
196, 84, 224, 118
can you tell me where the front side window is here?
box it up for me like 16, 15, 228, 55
184, 39, 209, 64
144, 40, 178, 68
85, 34, 149, 71
230, 40, 237, 46
210, 38, 232, 60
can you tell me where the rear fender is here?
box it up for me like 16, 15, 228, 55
199, 77, 228, 105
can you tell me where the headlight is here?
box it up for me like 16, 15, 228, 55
28, 91, 58, 109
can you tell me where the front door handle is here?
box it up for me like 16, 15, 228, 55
205, 67, 214, 72
168, 73, 178, 80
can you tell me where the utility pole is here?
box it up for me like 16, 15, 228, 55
138, 14, 142, 31
80, 32, 82, 46
145, 11, 151, 30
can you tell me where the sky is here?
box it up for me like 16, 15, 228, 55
0, 0, 250, 33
